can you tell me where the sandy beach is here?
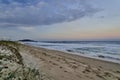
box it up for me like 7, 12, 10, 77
0, 0, 120, 80
19, 44, 120, 80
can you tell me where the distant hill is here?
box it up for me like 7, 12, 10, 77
19, 39, 37, 42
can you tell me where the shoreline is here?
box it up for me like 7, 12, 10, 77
24, 43, 120, 65
62, 51, 120, 65
20, 44, 120, 80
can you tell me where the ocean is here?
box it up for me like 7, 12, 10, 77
22, 41, 120, 64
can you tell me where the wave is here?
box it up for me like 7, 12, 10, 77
22, 41, 120, 63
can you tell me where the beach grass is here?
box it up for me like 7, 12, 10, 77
0, 40, 44, 80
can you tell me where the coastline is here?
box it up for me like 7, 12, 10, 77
22, 43, 120, 65
22, 41, 120, 64
20, 44, 120, 80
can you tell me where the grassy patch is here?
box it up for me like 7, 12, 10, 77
0, 40, 23, 65
1, 67, 41, 80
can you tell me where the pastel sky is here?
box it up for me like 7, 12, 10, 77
0, 0, 120, 40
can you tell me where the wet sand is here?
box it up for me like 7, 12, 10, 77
20, 44, 120, 80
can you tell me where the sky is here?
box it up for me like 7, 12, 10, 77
0, 0, 120, 41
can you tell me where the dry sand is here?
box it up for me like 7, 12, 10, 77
20, 44, 120, 80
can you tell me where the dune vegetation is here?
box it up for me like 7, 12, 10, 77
0, 40, 42, 80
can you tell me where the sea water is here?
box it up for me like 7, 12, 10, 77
23, 41, 120, 64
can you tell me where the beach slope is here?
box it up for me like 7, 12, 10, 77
19, 44, 120, 80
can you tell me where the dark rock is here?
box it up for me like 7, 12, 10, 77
98, 55, 105, 58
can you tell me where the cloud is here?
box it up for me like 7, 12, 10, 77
18, 26, 35, 32
0, 0, 99, 27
